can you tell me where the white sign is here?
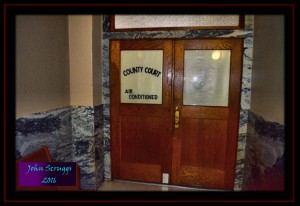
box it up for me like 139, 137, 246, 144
121, 50, 163, 104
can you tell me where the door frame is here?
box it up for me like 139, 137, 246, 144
103, 37, 252, 190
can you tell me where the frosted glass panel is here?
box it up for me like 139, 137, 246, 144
115, 15, 240, 29
183, 50, 231, 106
121, 50, 163, 104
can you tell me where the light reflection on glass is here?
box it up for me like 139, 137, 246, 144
212, 50, 221, 60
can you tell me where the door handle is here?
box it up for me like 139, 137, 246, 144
175, 106, 180, 128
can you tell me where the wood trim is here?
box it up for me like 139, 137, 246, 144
109, 15, 116, 32
239, 15, 245, 30
110, 40, 121, 179
109, 15, 245, 32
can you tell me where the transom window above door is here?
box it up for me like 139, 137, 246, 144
110, 15, 244, 31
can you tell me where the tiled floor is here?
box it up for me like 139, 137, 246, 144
97, 180, 218, 191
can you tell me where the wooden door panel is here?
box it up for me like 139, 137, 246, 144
110, 39, 173, 183
174, 118, 228, 189
181, 118, 227, 169
178, 166, 225, 188
172, 39, 243, 190
120, 116, 162, 164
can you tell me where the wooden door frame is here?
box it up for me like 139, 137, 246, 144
109, 38, 244, 189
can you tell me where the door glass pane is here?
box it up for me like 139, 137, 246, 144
121, 50, 163, 104
183, 50, 231, 106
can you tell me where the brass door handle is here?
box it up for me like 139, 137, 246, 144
175, 106, 180, 128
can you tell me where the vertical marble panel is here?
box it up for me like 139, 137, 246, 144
104, 151, 111, 180
243, 111, 285, 191
102, 15, 254, 190
71, 106, 104, 190
234, 31, 254, 191
102, 37, 111, 180
103, 15, 110, 32
94, 105, 105, 186
15, 107, 73, 162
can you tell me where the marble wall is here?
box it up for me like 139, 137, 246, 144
16, 107, 72, 162
15, 105, 104, 190
102, 15, 254, 190
242, 111, 285, 191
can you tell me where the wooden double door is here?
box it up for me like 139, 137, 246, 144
110, 39, 243, 190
